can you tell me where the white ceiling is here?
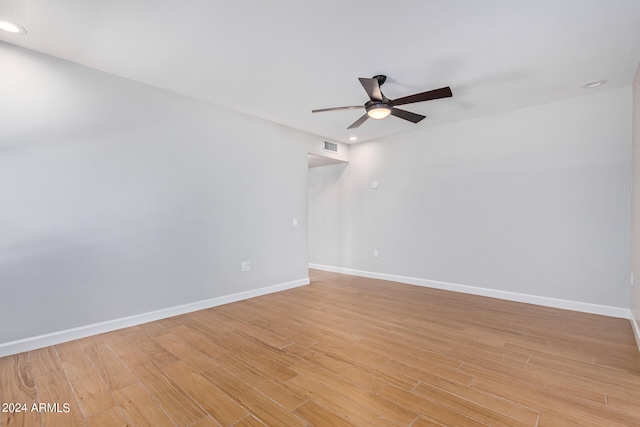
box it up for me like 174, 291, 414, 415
1, 0, 640, 144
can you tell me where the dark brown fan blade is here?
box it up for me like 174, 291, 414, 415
312, 105, 364, 113
390, 108, 426, 123
347, 113, 370, 129
358, 77, 384, 101
392, 86, 452, 106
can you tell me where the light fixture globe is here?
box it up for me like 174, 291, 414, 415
366, 102, 392, 119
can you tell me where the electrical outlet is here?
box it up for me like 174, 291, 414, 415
241, 261, 251, 272
293, 218, 298, 227
632, 272, 634, 287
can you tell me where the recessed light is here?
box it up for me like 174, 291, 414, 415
582, 79, 606, 89
349, 136, 358, 141
0, 20, 27, 34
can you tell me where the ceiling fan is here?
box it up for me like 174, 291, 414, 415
312, 75, 452, 129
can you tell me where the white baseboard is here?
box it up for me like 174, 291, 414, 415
309, 263, 631, 319
631, 313, 640, 352
0, 277, 309, 358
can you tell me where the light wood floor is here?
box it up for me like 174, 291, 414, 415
2, 269, 640, 426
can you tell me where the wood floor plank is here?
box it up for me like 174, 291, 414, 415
163, 324, 229, 358
72, 334, 107, 352
28, 346, 63, 378
285, 343, 401, 393
307, 331, 390, 368
161, 361, 249, 426
231, 414, 269, 427
216, 352, 307, 411
202, 364, 307, 427
508, 356, 640, 403
411, 380, 537, 426
528, 352, 640, 390
412, 415, 447, 427
466, 357, 609, 404
380, 358, 474, 389
208, 311, 293, 349
358, 335, 463, 371
130, 361, 208, 426
85, 342, 137, 391
247, 316, 319, 348
285, 371, 398, 426
34, 371, 85, 427
99, 329, 149, 367
595, 350, 640, 374
112, 382, 174, 426
292, 358, 419, 426
58, 351, 116, 418
469, 369, 638, 427
123, 330, 179, 367
607, 394, 640, 418
189, 416, 223, 427
0, 354, 42, 427
379, 384, 490, 426
152, 332, 218, 372
138, 320, 171, 337
86, 406, 129, 427
155, 317, 182, 330
294, 399, 358, 427
1, 269, 639, 426
187, 310, 242, 337
54, 340, 86, 365
217, 332, 300, 382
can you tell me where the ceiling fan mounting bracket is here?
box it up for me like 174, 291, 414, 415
373, 75, 387, 86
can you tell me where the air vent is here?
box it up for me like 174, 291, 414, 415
323, 141, 338, 153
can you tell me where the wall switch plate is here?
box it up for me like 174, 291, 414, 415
373, 249, 379, 258
293, 218, 298, 227
241, 261, 251, 272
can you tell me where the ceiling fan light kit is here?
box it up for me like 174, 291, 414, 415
366, 102, 392, 119
312, 74, 452, 129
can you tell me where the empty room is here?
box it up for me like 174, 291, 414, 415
1, 0, 640, 426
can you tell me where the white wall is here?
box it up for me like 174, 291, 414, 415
310, 88, 632, 310
631, 64, 640, 346
0, 42, 312, 349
